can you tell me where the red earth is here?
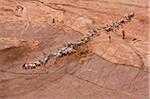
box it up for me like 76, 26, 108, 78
0, 0, 149, 99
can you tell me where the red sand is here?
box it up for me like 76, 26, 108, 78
0, 0, 149, 99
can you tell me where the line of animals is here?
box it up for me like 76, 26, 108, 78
22, 11, 134, 70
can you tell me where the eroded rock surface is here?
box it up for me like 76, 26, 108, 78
0, 0, 149, 99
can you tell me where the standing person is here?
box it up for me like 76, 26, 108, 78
109, 36, 111, 43
122, 30, 125, 39
53, 18, 55, 23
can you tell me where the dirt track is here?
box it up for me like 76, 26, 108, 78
0, 0, 149, 99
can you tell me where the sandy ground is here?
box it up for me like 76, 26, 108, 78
0, 0, 149, 99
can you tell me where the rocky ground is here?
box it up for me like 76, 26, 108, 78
0, 0, 149, 99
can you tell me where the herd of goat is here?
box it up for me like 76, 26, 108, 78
22, 11, 134, 70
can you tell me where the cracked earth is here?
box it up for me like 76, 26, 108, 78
0, 0, 149, 99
